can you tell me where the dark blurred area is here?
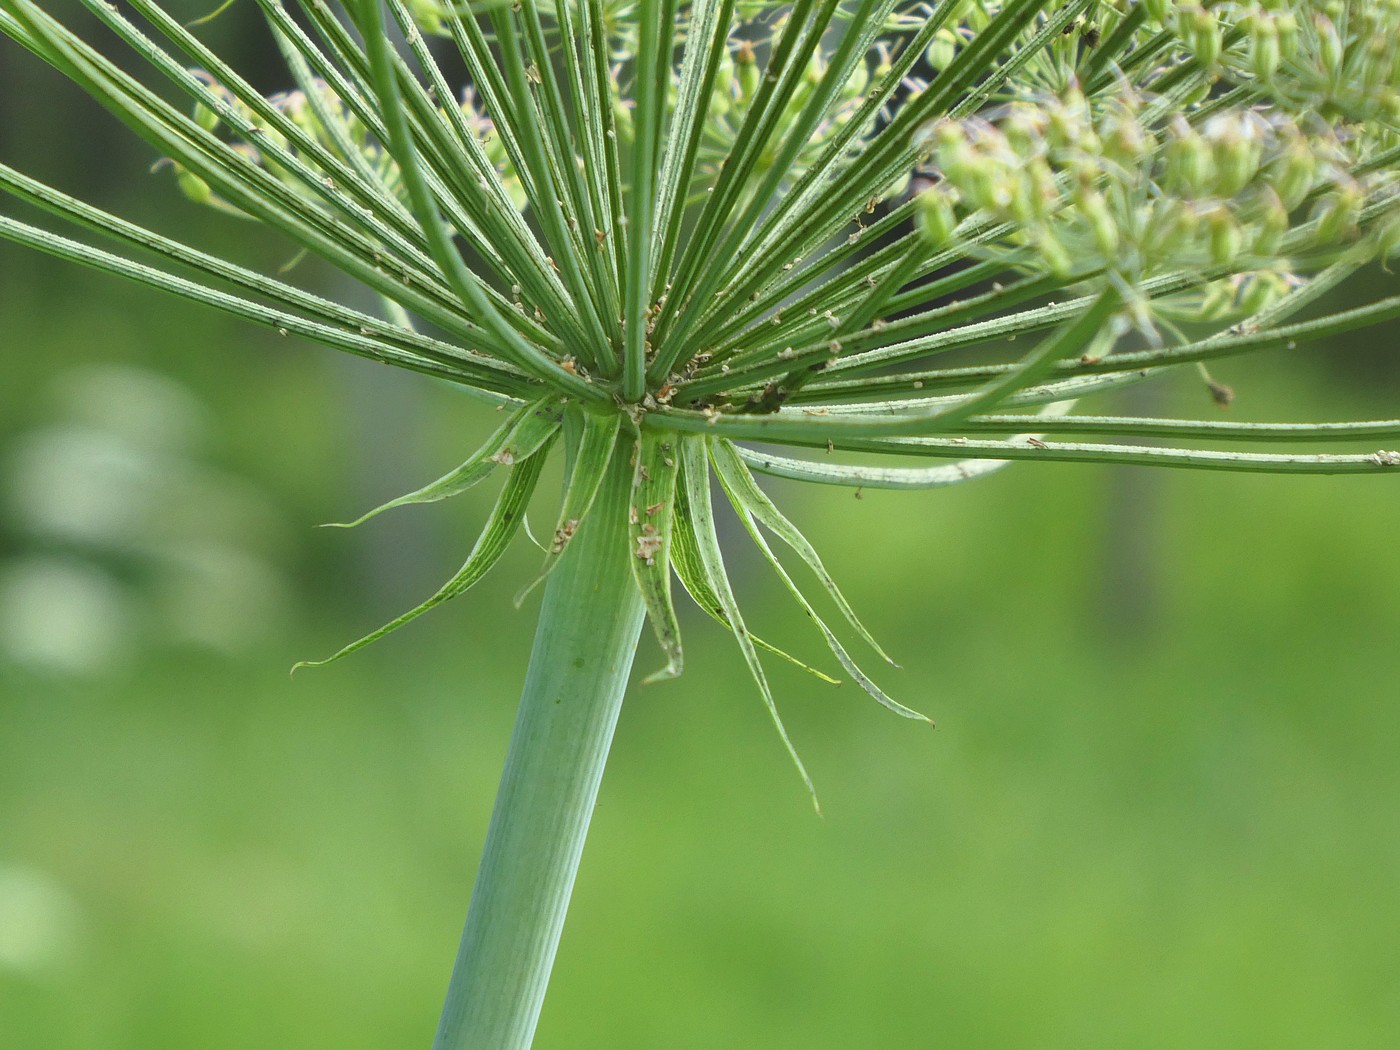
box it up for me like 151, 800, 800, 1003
2, 6, 1399, 1048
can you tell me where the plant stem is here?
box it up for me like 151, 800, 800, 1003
432, 435, 645, 1050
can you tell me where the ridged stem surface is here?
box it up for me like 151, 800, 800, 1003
433, 437, 645, 1050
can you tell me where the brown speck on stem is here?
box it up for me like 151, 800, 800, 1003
551, 519, 579, 554
635, 523, 662, 563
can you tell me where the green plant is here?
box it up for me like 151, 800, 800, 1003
2, 0, 1397, 1045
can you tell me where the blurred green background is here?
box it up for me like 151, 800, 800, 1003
2, 6, 1399, 1048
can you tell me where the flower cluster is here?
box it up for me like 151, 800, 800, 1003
694, 28, 873, 187
175, 74, 528, 215
1159, 0, 1400, 125
916, 81, 1396, 324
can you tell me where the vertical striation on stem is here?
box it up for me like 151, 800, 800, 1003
432, 428, 645, 1050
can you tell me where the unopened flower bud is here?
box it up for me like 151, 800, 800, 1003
1249, 14, 1281, 81
193, 101, 220, 135
406, 0, 446, 35
914, 187, 958, 249
1165, 121, 1214, 195
612, 98, 634, 142
1311, 181, 1362, 243
1208, 206, 1245, 266
1372, 209, 1400, 261
1314, 13, 1344, 79
1274, 11, 1299, 62
1198, 278, 1235, 320
1145, 198, 1196, 254
925, 29, 959, 71
1235, 270, 1290, 315
1361, 36, 1393, 93
1103, 109, 1151, 167
1206, 117, 1263, 197
1023, 157, 1056, 219
1003, 108, 1044, 158
1181, 5, 1222, 68
1035, 227, 1073, 278
1075, 180, 1119, 255
1251, 186, 1289, 255
1044, 105, 1078, 152
711, 50, 735, 117
176, 167, 213, 205
735, 41, 760, 104
1268, 136, 1317, 210
932, 121, 977, 182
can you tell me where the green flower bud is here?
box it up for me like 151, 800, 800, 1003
1144, 198, 1197, 256
612, 97, 634, 143
1102, 107, 1151, 168
932, 121, 976, 181
1002, 108, 1044, 158
1181, 5, 1221, 68
914, 187, 958, 250
176, 167, 213, 206
1044, 105, 1079, 152
1250, 14, 1281, 81
1311, 181, 1362, 243
1385, 89, 1400, 125
1314, 13, 1343, 80
1361, 36, 1393, 93
1023, 157, 1056, 220
193, 101, 220, 135
1165, 121, 1215, 196
1274, 11, 1300, 62
1075, 180, 1119, 255
189, 72, 232, 135
1035, 227, 1073, 278
925, 29, 959, 71
405, 0, 446, 36
1234, 270, 1290, 315
1206, 116, 1263, 198
1372, 209, 1400, 261
1208, 207, 1245, 266
1251, 187, 1289, 256
713, 47, 734, 100
1268, 136, 1317, 211
1198, 278, 1236, 320
735, 41, 760, 105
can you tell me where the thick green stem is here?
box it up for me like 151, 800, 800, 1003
432, 439, 645, 1050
